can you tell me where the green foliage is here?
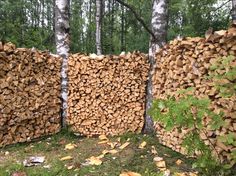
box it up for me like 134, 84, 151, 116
0, 0, 231, 54
148, 90, 229, 175
209, 55, 236, 97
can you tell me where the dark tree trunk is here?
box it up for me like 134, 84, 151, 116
232, 0, 236, 24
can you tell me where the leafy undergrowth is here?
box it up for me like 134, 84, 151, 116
0, 129, 196, 176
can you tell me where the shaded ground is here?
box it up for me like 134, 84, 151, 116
0, 130, 195, 176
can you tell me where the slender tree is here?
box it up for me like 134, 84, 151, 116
96, 0, 102, 55
145, 0, 168, 132
232, 0, 236, 24
55, 0, 70, 125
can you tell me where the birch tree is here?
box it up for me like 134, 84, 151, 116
55, 0, 70, 124
145, 0, 168, 132
232, 0, 236, 24
96, 0, 102, 55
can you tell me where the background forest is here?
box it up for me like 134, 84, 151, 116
0, 0, 232, 54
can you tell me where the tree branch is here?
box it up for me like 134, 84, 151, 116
115, 0, 157, 41
211, 0, 231, 13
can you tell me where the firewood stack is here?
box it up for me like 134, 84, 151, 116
0, 42, 62, 147
67, 52, 149, 136
152, 27, 236, 162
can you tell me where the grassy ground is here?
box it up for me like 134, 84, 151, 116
0, 130, 195, 176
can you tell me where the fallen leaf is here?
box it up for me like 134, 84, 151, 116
11, 171, 27, 176
120, 171, 142, 176
108, 149, 118, 154
107, 142, 118, 148
154, 157, 166, 169
151, 146, 157, 155
138, 141, 147, 149
174, 173, 186, 176
99, 134, 108, 141
97, 154, 105, 159
175, 159, 183, 165
164, 169, 171, 176
43, 165, 51, 169
98, 140, 109, 144
65, 143, 77, 150
67, 165, 74, 170
119, 142, 130, 150
87, 156, 102, 165
102, 150, 109, 155
60, 156, 73, 161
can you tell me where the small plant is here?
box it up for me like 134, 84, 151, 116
148, 89, 226, 175
209, 55, 236, 97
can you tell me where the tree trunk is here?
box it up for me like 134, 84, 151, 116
55, 0, 70, 126
121, 4, 125, 51
232, 0, 236, 24
145, 0, 168, 133
96, 0, 102, 55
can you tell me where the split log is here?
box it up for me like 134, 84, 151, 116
67, 52, 149, 136
0, 42, 62, 147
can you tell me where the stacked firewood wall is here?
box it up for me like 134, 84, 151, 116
152, 27, 236, 162
0, 42, 62, 147
67, 52, 149, 136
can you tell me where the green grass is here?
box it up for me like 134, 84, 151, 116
0, 130, 195, 176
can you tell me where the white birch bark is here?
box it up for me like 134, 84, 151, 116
232, 0, 236, 24
55, 0, 70, 125
96, 0, 102, 55
145, 0, 168, 133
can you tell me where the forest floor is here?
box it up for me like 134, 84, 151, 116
0, 130, 196, 176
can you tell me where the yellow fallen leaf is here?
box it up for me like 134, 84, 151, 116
102, 150, 109, 155
65, 143, 77, 150
154, 157, 166, 169
174, 173, 186, 176
119, 142, 130, 150
107, 142, 118, 149
117, 137, 121, 142
108, 149, 118, 154
120, 171, 142, 176
97, 154, 105, 159
155, 160, 166, 169
151, 146, 157, 155
67, 165, 74, 170
98, 139, 109, 144
138, 141, 147, 149
87, 156, 102, 165
99, 134, 108, 141
175, 159, 183, 165
60, 156, 73, 161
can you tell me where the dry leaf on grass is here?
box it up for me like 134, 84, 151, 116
153, 156, 166, 170
119, 142, 130, 150
65, 143, 77, 150
60, 156, 73, 161
120, 171, 142, 176
98, 140, 109, 144
151, 146, 157, 155
175, 159, 183, 165
99, 134, 108, 141
138, 141, 147, 149
86, 156, 103, 165
107, 142, 118, 148
108, 149, 118, 154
